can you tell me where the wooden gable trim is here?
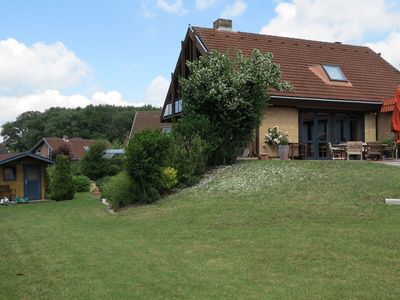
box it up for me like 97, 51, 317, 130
161, 26, 207, 122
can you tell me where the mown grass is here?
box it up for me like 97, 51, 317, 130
1, 160, 400, 299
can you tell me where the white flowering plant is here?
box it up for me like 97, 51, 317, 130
265, 126, 289, 145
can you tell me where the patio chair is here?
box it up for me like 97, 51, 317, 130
365, 142, 383, 160
346, 141, 364, 160
328, 142, 346, 160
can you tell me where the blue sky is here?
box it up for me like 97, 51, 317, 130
0, 0, 399, 126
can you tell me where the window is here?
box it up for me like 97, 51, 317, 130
163, 103, 172, 117
322, 64, 347, 81
4, 165, 16, 181
175, 99, 182, 113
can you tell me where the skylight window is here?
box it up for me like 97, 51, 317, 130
322, 64, 347, 81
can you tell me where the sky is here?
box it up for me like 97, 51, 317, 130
0, 0, 400, 128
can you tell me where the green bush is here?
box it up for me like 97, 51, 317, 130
80, 140, 111, 180
49, 155, 75, 201
102, 172, 141, 209
72, 175, 91, 192
125, 129, 171, 203
96, 176, 111, 193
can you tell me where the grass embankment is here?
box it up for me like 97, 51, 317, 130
1, 161, 400, 299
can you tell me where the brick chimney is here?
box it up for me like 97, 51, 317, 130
213, 18, 232, 31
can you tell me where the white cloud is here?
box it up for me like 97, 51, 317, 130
0, 38, 89, 94
0, 75, 170, 128
221, 0, 247, 18
196, 0, 217, 10
144, 75, 170, 107
366, 31, 400, 69
260, 0, 400, 69
156, 0, 187, 15
141, 2, 158, 18
260, 0, 400, 42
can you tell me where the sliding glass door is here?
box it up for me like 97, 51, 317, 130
300, 111, 364, 159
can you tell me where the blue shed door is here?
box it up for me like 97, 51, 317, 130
24, 164, 42, 200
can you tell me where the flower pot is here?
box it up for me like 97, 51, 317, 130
278, 144, 289, 160
260, 153, 269, 160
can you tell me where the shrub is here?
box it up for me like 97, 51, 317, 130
50, 143, 73, 160
49, 155, 75, 201
80, 140, 110, 180
96, 176, 111, 193
102, 172, 141, 209
125, 129, 171, 202
160, 167, 178, 191
72, 175, 91, 192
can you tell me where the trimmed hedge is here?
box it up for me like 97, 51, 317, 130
72, 175, 91, 192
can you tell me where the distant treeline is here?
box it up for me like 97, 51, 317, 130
1, 105, 159, 152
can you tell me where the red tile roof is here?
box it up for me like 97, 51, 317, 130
43, 138, 95, 160
193, 27, 400, 103
129, 111, 170, 139
381, 97, 395, 113
0, 153, 16, 161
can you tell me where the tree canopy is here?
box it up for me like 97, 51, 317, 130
180, 49, 291, 165
1, 104, 158, 152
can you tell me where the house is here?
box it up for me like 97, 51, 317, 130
0, 152, 54, 200
30, 136, 95, 161
127, 110, 171, 143
161, 19, 400, 159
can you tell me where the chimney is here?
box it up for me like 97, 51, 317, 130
213, 18, 232, 31
63, 135, 69, 142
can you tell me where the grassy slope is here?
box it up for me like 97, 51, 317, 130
1, 161, 400, 299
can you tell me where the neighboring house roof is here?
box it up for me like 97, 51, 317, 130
128, 111, 171, 140
381, 97, 395, 113
30, 137, 96, 160
0, 143, 7, 154
192, 26, 400, 103
0, 152, 54, 165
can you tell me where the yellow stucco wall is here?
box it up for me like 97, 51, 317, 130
377, 112, 393, 141
364, 113, 377, 142
0, 158, 48, 200
259, 106, 299, 156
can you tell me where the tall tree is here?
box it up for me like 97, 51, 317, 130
180, 49, 291, 165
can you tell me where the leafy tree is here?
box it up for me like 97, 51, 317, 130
49, 155, 75, 201
80, 140, 110, 180
1, 105, 158, 151
180, 49, 291, 165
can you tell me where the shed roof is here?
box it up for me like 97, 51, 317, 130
0, 152, 54, 165
192, 26, 400, 103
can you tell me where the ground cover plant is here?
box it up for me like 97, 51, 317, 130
1, 160, 400, 299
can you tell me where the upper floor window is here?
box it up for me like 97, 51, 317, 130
163, 103, 172, 117
175, 99, 183, 113
322, 64, 347, 81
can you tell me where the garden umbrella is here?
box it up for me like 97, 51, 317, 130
391, 85, 400, 143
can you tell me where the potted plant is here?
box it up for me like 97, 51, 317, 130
265, 126, 290, 160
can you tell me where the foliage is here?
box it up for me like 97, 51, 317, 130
101, 172, 141, 209
382, 135, 396, 146
49, 155, 75, 201
96, 176, 111, 193
72, 175, 91, 192
160, 167, 178, 191
167, 117, 208, 186
50, 143, 73, 160
265, 126, 289, 145
125, 129, 171, 202
80, 140, 110, 180
1, 104, 158, 152
180, 49, 291, 165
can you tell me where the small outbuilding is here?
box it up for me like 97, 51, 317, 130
0, 152, 54, 201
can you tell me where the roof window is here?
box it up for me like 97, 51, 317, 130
322, 64, 347, 81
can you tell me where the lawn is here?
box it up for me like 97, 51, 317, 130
1, 160, 400, 299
